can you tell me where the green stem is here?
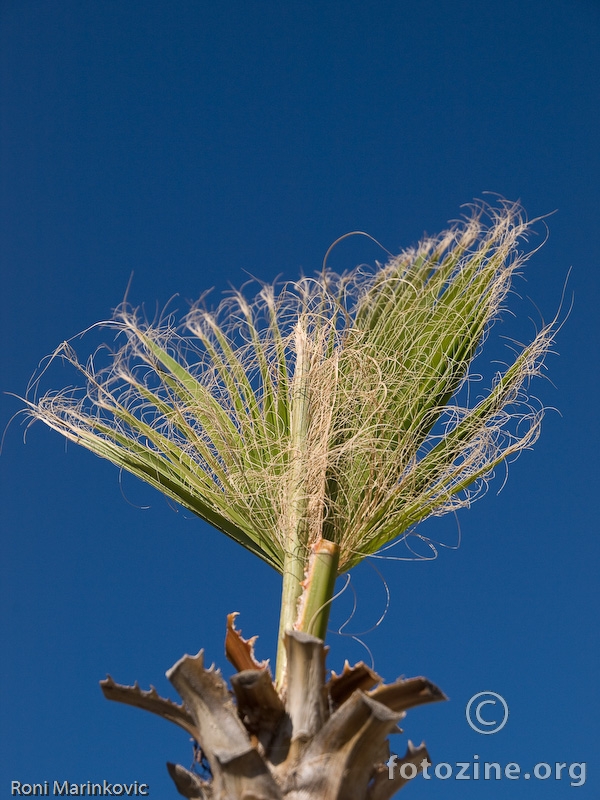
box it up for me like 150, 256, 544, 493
276, 541, 306, 689
296, 538, 340, 640
275, 322, 311, 690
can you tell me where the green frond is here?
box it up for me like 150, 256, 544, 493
25, 200, 557, 579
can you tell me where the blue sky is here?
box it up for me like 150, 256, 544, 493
1, 1, 598, 797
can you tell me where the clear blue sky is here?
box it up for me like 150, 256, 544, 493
1, 1, 598, 797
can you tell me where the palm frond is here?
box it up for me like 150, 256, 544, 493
25, 200, 556, 573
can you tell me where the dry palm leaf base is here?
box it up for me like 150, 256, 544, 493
101, 615, 445, 800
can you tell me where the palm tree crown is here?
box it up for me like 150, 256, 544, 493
23, 200, 559, 798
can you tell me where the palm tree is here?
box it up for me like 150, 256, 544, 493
25, 200, 556, 799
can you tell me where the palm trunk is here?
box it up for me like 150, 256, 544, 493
101, 617, 444, 800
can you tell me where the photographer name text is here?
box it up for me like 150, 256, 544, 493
11, 781, 149, 796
